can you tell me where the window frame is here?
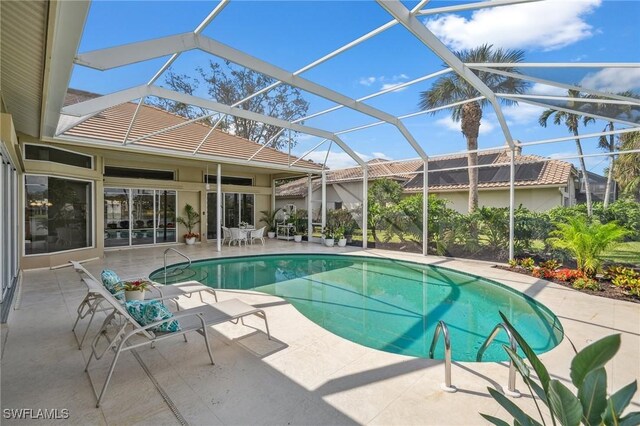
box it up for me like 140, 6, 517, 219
23, 173, 96, 257
23, 143, 94, 170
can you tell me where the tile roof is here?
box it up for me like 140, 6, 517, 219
277, 150, 575, 197
61, 89, 323, 170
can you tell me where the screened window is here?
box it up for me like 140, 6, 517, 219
25, 175, 93, 255
204, 175, 253, 186
25, 144, 92, 169
105, 166, 174, 181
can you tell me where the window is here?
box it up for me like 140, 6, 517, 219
104, 188, 176, 247
25, 144, 92, 169
204, 175, 253, 186
105, 166, 174, 181
25, 175, 93, 255
334, 202, 343, 210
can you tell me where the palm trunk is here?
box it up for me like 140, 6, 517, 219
603, 129, 615, 207
467, 139, 479, 212
574, 130, 592, 217
461, 102, 482, 213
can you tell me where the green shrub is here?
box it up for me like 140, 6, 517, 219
601, 198, 640, 240
573, 277, 601, 291
548, 217, 629, 277
482, 313, 639, 426
607, 266, 640, 296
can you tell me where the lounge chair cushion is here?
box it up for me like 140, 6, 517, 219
101, 269, 125, 302
125, 300, 181, 332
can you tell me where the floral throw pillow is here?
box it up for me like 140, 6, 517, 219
101, 269, 125, 302
125, 300, 181, 333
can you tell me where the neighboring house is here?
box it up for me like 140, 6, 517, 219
276, 150, 580, 214
577, 170, 616, 204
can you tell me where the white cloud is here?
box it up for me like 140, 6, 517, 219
435, 117, 496, 134
358, 74, 410, 92
528, 83, 568, 96
358, 77, 376, 87
503, 102, 546, 124
580, 68, 640, 93
425, 0, 601, 51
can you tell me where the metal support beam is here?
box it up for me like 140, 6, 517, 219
423, 159, 429, 256
307, 175, 313, 242
376, 0, 515, 149
291, 139, 328, 166
76, 33, 428, 160
509, 147, 516, 261
362, 166, 368, 249
271, 179, 276, 212
321, 171, 327, 234
217, 163, 222, 253
41, 0, 91, 138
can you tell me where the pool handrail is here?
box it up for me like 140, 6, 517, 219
428, 320, 457, 393
476, 322, 521, 398
163, 247, 192, 284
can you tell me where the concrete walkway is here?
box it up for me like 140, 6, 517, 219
2, 241, 638, 425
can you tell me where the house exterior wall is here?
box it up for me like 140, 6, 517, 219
430, 187, 565, 213
16, 137, 282, 269
278, 182, 568, 217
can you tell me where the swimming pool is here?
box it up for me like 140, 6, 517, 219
150, 254, 563, 362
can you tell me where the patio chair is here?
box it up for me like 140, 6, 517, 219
69, 261, 218, 349
228, 227, 247, 246
221, 226, 231, 245
82, 277, 270, 407
249, 226, 266, 245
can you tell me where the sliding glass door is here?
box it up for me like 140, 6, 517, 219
206, 192, 254, 240
104, 188, 176, 248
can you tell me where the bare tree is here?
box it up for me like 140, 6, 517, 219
152, 60, 309, 150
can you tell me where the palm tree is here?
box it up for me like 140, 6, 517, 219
419, 44, 528, 213
538, 89, 594, 217
587, 91, 635, 207
613, 131, 640, 200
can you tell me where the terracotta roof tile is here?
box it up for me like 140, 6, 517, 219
62, 90, 323, 170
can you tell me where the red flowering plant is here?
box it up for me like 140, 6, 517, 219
121, 279, 150, 292
183, 232, 200, 239
552, 268, 585, 283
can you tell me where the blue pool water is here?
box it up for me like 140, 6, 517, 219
150, 254, 563, 362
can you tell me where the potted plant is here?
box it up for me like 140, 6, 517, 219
322, 226, 335, 247
293, 229, 303, 243
177, 203, 200, 244
121, 279, 150, 301
260, 209, 279, 238
336, 227, 347, 247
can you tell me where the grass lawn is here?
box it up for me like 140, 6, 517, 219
601, 241, 640, 265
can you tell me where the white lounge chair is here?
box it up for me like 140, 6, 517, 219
229, 227, 247, 246
250, 226, 266, 245
82, 277, 270, 407
70, 261, 218, 349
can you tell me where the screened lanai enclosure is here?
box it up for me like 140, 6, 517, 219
45, 0, 640, 264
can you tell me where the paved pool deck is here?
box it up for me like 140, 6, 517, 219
2, 240, 638, 425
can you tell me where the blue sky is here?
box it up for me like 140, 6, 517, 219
70, 0, 640, 172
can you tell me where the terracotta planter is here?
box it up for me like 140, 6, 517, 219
185, 237, 196, 245
125, 290, 145, 301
